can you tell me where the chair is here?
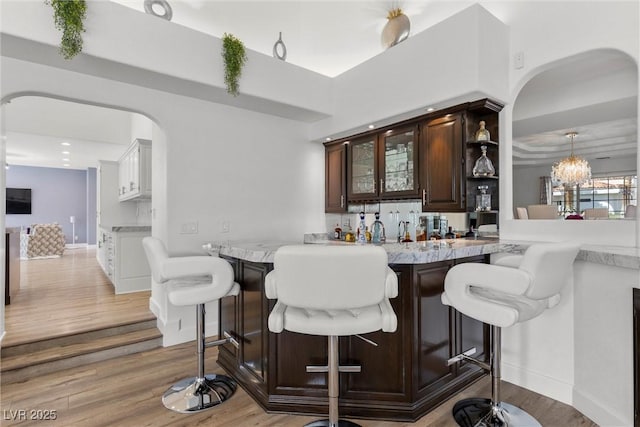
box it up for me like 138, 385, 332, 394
27, 223, 65, 258
142, 236, 240, 413
265, 245, 398, 427
477, 224, 498, 235
527, 204, 558, 219
583, 208, 609, 220
441, 242, 580, 426
515, 207, 528, 219
625, 205, 637, 219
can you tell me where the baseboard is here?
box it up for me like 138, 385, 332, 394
149, 297, 219, 347
501, 361, 573, 405
573, 387, 631, 427
65, 243, 88, 249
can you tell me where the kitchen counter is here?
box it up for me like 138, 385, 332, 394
99, 224, 151, 233
205, 237, 501, 264
205, 238, 639, 270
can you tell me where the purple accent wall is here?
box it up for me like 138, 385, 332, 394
5, 165, 94, 244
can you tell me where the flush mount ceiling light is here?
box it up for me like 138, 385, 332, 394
551, 132, 591, 186
144, 0, 173, 21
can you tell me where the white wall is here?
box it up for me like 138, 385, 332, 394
500, 1, 639, 247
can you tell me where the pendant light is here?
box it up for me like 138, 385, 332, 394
551, 132, 591, 186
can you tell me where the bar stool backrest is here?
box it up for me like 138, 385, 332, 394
143, 236, 170, 284
518, 242, 580, 300
272, 245, 389, 310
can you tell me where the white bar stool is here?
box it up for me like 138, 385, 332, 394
441, 242, 580, 426
142, 237, 241, 413
265, 244, 398, 427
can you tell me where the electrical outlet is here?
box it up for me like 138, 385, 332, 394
180, 222, 198, 234
221, 221, 230, 233
514, 51, 524, 69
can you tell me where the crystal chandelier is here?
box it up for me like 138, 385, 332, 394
551, 132, 591, 186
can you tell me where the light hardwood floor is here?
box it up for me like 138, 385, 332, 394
3, 247, 154, 347
0, 247, 597, 426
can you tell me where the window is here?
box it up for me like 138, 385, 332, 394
552, 175, 637, 218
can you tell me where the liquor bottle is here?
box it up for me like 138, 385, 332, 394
371, 212, 386, 243
333, 223, 342, 240
357, 211, 366, 244
445, 226, 455, 239
475, 120, 490, 142
365, 227, 372, 243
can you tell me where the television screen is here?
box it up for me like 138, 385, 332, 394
6, 188, 32, 214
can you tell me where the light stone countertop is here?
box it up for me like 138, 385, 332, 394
99, 224, 151, 232
205, 238, 501, 265
204, 238, 640, 270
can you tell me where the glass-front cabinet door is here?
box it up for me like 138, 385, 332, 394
380, 126, 419, 198
348, 137, 377, 200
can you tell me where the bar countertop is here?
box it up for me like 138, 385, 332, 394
205, 237, 640, 269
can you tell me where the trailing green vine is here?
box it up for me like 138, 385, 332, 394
221, 33, 247, 97
47, 0, 87, 60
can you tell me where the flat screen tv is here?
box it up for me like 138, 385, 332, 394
6, 188, 32, 215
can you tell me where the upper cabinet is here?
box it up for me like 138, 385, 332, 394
380, 125, 420, 199
119, 138, 152, 202
346, 125, 419, 202
324, 99, 503, 213
348, 135, 378, 201
325, 142, 348, 213
420, 114, 464, 212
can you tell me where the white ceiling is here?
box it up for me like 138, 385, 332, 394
3, 1, 638, 171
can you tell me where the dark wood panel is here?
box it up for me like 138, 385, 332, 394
343, 266, 411, 401
5, 230, 20, 305
415, 261, 455, 393
325, 143, 347, 213
240, 262, 271, 383
634, 288, 639, 427
218, 256, 488, 422
421, 114, 464, 212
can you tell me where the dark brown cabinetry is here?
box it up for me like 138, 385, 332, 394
419, 113, 464, 212
346, 126, 420, 203
464, 100, 501, 214
324, 99, 503, 214
634, 288, 639, 427
217, 255, 488, 422
325, 142, 348, 213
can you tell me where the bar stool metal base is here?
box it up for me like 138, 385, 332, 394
305, 419, 361, 427
162, 374, 236, 413
452, 398, 542, 427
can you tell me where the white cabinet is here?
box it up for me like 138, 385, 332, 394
98, 227, 151, 294
119, 138, 152, 201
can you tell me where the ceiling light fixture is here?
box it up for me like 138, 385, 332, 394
551, 132, 591, 186
62, 151, 70, 154
62, 158, 70, 162
61, 142, 71, 146
325, 137, 332, 142
368, 124, 375, 129
426, 107, 435, 112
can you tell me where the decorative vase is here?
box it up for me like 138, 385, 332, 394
472, 145, 495, 177
476, 185, 491, 211
273, 32, 287, 61
381, 8, 410, 49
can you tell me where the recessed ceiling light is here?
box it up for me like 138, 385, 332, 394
368, 124, 375, 129
61, 142, 71, 146
62, 158, 70, 161
426, 107, 435, 112
63, 163, 71, 167
325, 137, 332, 142
62, 151, 70, 155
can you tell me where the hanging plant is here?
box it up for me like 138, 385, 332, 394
46, 0, 87, 60
221, 33, 247, 97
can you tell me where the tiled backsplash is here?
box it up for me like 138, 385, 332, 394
325, 201, 472, 242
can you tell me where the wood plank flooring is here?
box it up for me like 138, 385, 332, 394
3, 247, 154, 347
0, 246, 597, 426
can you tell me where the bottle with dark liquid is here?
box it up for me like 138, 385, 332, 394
445, 226, 455, 239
